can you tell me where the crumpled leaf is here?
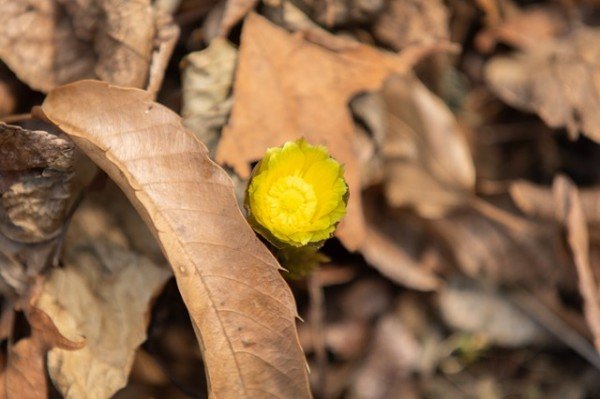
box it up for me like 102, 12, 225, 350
0, 0, 179, 94
38, 80, 312, 398
216, 13, 452, 250
0, 123, 74, 243
36, 238, 170, 399
181, 38, 237, 153
381, 75, 475, 217
373, 0, 449, 51
0, 123, 74, 297
485, 26, 600, 143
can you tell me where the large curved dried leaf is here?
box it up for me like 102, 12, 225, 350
38, 80, 311, 398
485, 26, 600, 143
0, 0, 178, 94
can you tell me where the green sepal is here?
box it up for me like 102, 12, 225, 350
276, 245, 329, 279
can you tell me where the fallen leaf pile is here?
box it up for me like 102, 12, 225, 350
0, 0, 600, 398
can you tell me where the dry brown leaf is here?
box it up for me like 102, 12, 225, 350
299, 279, 391, 362
373, 0, 449, 51
381, 75, 475, 217
475, 4, 567, 53
5, 337, 47, 399
434, 208, 567, 286
4, 299, 84, 399
146, 12, 181, 96
36, 239, 170, 399
38, 80, 311, 398
0, 81, 16, 118
485, 26, 600, 143
358, 194, 441, 291
217, 13, 449, 250
263, 1, 323, 33
348, 312, 421, 399
361, 226, 441, 291
311, 0, 385, 27
553, 176, 600, 351
181, 38, 237, 153
0, 0, 178, 94
510, 179, 600, 224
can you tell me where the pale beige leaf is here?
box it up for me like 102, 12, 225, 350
181, 38, 237, 152
439, 279, 548, 347
217, 13, 450, 250
36, 239, 170, 399
485, 26, 600, 142
38, 80, 311, 398
381, 75, 475, 217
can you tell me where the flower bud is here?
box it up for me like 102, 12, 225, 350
246, 138, 348, 248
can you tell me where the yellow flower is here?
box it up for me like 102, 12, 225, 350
247, 138, 347, 247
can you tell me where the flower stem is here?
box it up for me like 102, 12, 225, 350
308, 271, 327, 398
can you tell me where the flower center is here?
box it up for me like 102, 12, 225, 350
266, 176, 317, 229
